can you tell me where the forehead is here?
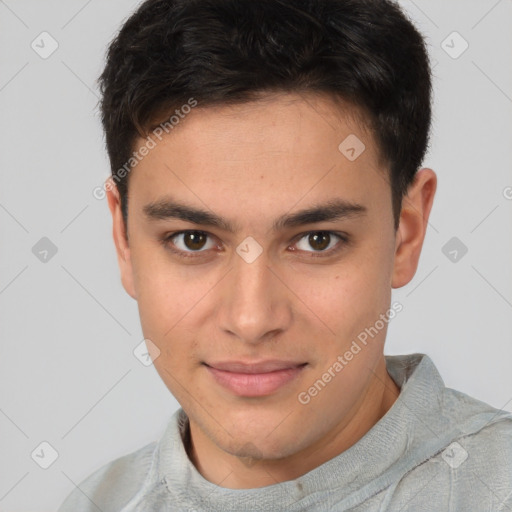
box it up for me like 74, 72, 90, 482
156, 92, 375, 157
128, 92, 389, 225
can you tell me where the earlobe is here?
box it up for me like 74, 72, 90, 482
392, 168, 437, 289
105, 179, 138, 300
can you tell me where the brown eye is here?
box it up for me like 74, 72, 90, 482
308, 232, 331, 251
182, 231, 208, 251
166, 231, 216, 255
294, 231, 347, 256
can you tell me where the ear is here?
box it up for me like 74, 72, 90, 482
106, 178, 137, 299
392, 168, 437, 289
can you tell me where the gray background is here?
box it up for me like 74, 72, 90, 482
0, 1, 511, 510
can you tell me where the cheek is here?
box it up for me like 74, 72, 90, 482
131, 247, 216, 357
131, 267, 181, 355
131, 241, 187, 318
290, 243, 393, 346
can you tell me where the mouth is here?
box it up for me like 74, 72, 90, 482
203, 360, 308, 397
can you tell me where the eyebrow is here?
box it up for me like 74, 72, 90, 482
143, 197, 367, 233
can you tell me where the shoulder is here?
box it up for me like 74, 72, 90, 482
458, 412, 512, 477
436, 386, 512, 483
395, 403, 512, 510
58, 441, 157, 512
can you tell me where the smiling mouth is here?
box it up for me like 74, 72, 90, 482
203, 361, 308, 397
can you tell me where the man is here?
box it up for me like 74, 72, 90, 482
59, 0, 512, 510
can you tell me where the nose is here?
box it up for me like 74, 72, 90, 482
217, 247, 293, 345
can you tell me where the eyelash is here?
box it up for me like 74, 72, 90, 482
159, 230, 350, 260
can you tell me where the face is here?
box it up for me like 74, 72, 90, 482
108, 92, 434, 468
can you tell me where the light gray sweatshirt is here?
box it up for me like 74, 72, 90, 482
58, 353, 512, 511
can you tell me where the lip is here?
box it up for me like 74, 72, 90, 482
206, 360, 307, 373
204, 360, 307, 397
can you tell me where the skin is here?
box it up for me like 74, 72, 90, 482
106, 92, 437, 489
